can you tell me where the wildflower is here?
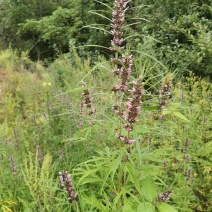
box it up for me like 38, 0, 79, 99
184, 154, 190, 163
43, 82, 51, 87
157, 190, 172, 202
79, 81, 96, 127
81, 81, 92, 108
183, 138, 190, 153
123, 80, 144, 124
112, 54, 133, 92
186, 168, 192, 182
115, 133, 135, 145
110, 0, 128, 51
58, 171, 78, 202
110, 1, 143, 148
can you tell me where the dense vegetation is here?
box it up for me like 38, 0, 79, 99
0, 0, 211, 211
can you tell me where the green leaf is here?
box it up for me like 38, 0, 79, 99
141, 176, 157, 202
123, 195, 135, 212
137, 202, 155, 212
83, 195, 107, 212
156, 202, 178, 212
76, 168, 98, 186
125, 164, 142, 197
173, 112, 190, 122
162, 110, 171, 115
142, 102, 159, 110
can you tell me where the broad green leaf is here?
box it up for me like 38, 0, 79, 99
173, 112, 190, 122
156, 202, 178, 212
137, 202, 155, 212
141, 176, 157, 202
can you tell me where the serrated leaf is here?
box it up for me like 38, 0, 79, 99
141, 176, 157, 202
137, 202, 155, 212
77, 168, 98, 185
156, 202, 178, 212
173, 112, 190, 122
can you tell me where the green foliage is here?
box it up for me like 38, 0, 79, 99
134, 0, 212, 78
22, 152, 56, 211
19, 7, 83, 54
156, 202, 178, 212
0, 1, 211, 211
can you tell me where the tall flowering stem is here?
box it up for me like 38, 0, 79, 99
116, 79, 144, 145
110, 0, 143, 149
58, 171, 78, 202
110, 0, 128, 75
110, 0, 127, 52
10, 155, 17, 176
79, 81, 96, 127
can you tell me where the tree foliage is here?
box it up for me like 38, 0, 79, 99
0, 0, 212, 77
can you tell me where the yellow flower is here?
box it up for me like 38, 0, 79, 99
43, 82, 51, 87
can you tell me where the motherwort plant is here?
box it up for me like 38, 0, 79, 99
57, 1, 180, 211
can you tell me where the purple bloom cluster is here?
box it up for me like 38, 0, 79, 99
58, 171, 78, 202
81, 81, 92, 108
110, 0, 127, 51
115, 133, 135, 145
112, 54, 133, 92
159, 77, 173, 110
184, 153, 191, 163
123, 81, 143, 124
186, 168, 192, 182
79, 81, 96, 127
183, 138, 190, 153
183, 138, 191, 163
114, 80, 144, 145
9, 155, 17, 175
157, 190, 172, 202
